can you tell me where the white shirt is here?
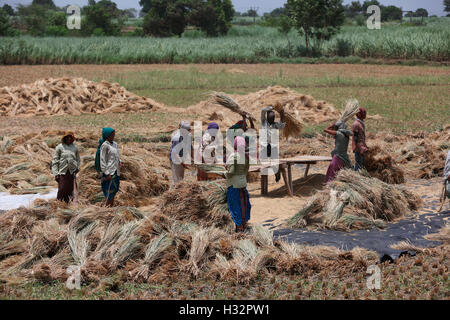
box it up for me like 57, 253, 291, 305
100, 141, 121, 176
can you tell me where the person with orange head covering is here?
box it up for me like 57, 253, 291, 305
51, 132, 80, 203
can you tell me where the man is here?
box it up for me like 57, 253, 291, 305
170, 121, 192, 187
261, 106, 286, 182
352, 107, 368, 171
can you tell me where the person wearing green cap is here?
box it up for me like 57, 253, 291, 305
96, 128, 121, 207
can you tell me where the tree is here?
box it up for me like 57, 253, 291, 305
32, 0, 56, 8
270, 7, 286, 17
0, 7, 11, 36
83, 0, 123, 36
17, 4, 49, 35
381, 5, 402, 21
188, 0, 234, 36
362, 0, 380, 13
2, 4, 15, 16
445, 0, 450, 14
346, 1, 362, 18
287, 0, 345, 50
415, 8, 428, 17
139, 0, 153, 14
143, 0, 188, 37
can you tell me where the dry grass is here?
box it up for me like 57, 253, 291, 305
288, 170, 421, 231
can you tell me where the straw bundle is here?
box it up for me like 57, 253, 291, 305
0, 77, 162, 117
273, 102, 304, 139
212, 92, 257, 122
339, 99, 360, 124
288, 169, 420, 231
364, 145, 405, 184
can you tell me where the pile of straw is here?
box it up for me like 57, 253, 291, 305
339, 99, 360, 124
273, 102, 304, 139
0, 183, 379, 286
78, 155, 169, 207
288, 170, 420, 231
212, 93, 256, 122
188, 86, 340, 129
364, 145, 405, 184
0, 78, 162, 117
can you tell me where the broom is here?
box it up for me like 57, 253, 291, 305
339, 99, 360, 124
273, 102, 304, 139
212, 93, 256, 122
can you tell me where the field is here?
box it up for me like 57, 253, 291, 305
0, 63, 449, 300
1, 63, 448, 134
1, 18, 449, 65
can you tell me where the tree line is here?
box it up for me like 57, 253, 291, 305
0, 0, 448, 39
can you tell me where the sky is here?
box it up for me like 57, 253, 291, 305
0, 0, 447, 16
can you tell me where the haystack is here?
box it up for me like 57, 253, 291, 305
0, 186, 379, 286
78, 155, 169, 207
288, 170, 420, 231
188, 86, 339, 129
0, 78, 163, 117
364, 145, 405, 184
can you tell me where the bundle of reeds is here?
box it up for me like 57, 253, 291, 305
364, 145, 405, 184
288, 169, 420, 231
339, 99, 360, 124
273, 102, 304, 139
212, 92, 256, 122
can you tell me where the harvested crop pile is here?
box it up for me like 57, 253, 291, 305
78, 155, 169, 207
364, 145, 405, 184
370, 128, 449, 179
0, 77, 163, 117
0, 130, 170, 206
288, 170, 421, 231
188, 86, 339, 129
0, 191, 378, 287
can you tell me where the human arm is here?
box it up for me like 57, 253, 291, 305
75, 146, 81, 174
261, 106, 272, 128
51, 145, 62, 180
324, 122, 338, 136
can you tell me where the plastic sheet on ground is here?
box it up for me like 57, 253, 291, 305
274, 210, 449, 262
0, 189, 57, 211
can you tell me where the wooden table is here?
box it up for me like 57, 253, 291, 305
250, 156, 332, 197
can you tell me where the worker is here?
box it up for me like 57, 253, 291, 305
170, 121, 192, 187
96, 128, 121, 207
226, 136, 251, 232
352, 107, 368, 171
51, 132, 80, 203
261, 105, 286, 182
229, 112, 255, 133
324, 121, 353, 183
197, 122, 220, 181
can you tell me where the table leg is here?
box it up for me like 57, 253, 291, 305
304, 164, 310, 178
288, 163, 293, 194
261, 174, 268, 196
280, 165, 293, 197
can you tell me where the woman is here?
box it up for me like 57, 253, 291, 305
226, 136, 251, 232
51, 132, 81, 203
97, 127, 121, 207
197, 122, 220, 181
170, 121, 192, 188
324, 120, 353, 183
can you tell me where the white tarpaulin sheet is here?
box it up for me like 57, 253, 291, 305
0, 189, 58, 211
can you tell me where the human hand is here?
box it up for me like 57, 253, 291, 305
105, 175, 112, 181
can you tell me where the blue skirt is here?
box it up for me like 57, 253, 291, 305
101, 172, 120, 201
227, 186, 251, 227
